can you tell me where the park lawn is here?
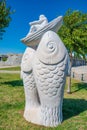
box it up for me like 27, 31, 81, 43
0, 73, 87, 130
0, 66, 21, 71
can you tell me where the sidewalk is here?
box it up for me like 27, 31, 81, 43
0, 65, 19, 68
0, 65, 20, 74
0, 70, 20, 73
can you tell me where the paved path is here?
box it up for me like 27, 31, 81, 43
0, 65, 20, 73
0, 70, 20, 73
0, 65, 20, 74
0, 65, 19, 68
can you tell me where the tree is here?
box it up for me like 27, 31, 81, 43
0, 0, 12, 39
58, 9, 87, 93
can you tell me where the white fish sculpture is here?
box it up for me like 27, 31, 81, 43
21, 29, 69, 127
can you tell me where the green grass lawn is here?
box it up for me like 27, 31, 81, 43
0, 66, 21, 71
0, 73, 87, 130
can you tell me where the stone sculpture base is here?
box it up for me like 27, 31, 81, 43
24, 107, 41, 125
24, 106, 63, 127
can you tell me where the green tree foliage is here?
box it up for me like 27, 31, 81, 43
58, 9, 87, 93
58, 9, 87, 59
0, 0, 12, 39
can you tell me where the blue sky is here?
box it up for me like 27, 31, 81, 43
0, 0, 87, 54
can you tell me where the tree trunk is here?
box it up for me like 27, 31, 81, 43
67, 52, 72, 94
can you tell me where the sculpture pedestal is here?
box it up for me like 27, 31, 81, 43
24, 105, 63, 127
24, 106, 41, 125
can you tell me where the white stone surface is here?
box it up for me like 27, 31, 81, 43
21, 30, 69, 127
27, 14, 48, 35
21, 15, 63, 48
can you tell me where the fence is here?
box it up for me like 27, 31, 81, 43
72, 58, 87, 67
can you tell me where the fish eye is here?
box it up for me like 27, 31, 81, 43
48, 42, 53, 49
47, 42, 56, 52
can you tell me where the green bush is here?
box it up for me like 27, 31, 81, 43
2, 57, 8, 61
